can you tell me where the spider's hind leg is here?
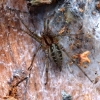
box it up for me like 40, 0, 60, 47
59, 44, 93, 83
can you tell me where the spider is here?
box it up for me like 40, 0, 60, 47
18, 14, 69, 85
16, 15, 93, 84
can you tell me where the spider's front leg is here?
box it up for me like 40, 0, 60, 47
6, 7, 42, 44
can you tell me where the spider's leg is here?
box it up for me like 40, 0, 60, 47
44, 18, 48, 32
54, 25, 83, 39
17, 13, 42, 43
6, 7, 42, 43
45, 58, 49, 85
59, 44, 93, 83
15, 77, 28, 87
44, 49, 50, 85
25, 46, 41, 99
28, 46, 41, 71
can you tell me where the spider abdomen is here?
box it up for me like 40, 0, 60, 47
49, 44, 62, 70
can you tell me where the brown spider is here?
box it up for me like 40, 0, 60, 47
18, 16, 68, 85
